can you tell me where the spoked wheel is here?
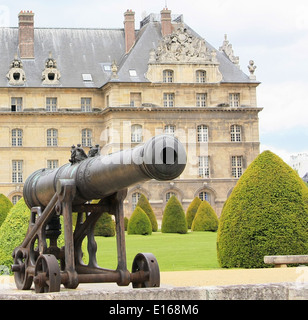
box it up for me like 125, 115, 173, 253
34, 254, 61, 293
12, 249, 33, 290
131, 253, 160, 288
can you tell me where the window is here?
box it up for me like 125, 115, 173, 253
164, 125, 175, 136
163, 93, 174, 107
231, 125, 242, 142
12, 160, 23, 183
11, 97, 22, 112
131, 125, 142, 143
197, 125, 208, 143
47, 129, 58, 147
130, 93, 142, 107
232, 156, 243, 178
129, 69, 137, 77
166, 192, 176, 202
47, 160, 59, 169
229, 93, 240, 107
132, 192, 141, 210
163, 70, 174, 83
81, 98, 92, 112
82, 129, 92, 147
82, 74, 92, 82
199, 191, 210, 203
12, 129, 23, 147
196, 70, 206, 83
198, 156, 210, 178
12, 195, 22, 205
46, 98, 57, 112
196, 93, 207, 107
103, 65, 111, 72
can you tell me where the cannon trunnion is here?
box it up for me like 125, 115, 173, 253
12, 135, 186, 293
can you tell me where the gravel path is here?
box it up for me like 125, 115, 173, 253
160, 267, 308, 287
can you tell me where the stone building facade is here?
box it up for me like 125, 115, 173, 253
0, 9, 261, 223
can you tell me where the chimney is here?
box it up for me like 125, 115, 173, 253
18, 10, 35, 59
124, 9, 136, 54
161, 8, 172, 37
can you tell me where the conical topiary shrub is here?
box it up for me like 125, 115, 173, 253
161, 195, 187, 234
0, 194, 13, 228
127, 206, 152, 235
192, 201, 218, 232
94, 212, 115, 237
186, 197, 202, 229
0, 198, 30, 269
124, 216, 129, 231
136, 194, 158, 232
217, 150, 308, 269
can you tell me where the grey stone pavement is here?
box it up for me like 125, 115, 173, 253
0, 267, 308, 300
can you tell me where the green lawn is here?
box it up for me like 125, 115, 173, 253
84, 231, 220, 272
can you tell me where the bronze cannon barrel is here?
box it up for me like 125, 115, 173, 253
23, 135, 186, 209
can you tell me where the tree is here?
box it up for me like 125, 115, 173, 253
0, 198, 30, 269
127, 206, 152, 235
94, 212, 115, 237
161, 195, 187, 234
186, 197, 202, 229
192, 201, 218, 232
217, 150, 308, 268
136, 194, 158, 232
0, 194, 13, 228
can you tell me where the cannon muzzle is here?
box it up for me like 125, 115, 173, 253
23, 135, 186, 208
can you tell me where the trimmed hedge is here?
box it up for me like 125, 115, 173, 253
161, 195, 187, 234
217, 150, 308, 268
186, 197, 201, 229
0, 194, 13, 228
128, 206, 152, 235
124, 217, 129, 231
136, 194, 158, 232
94, 212, 115, 237
0, 198, 30, 269
192, 201, 218, 232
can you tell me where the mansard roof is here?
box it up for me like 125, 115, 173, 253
0, 13, 255, 88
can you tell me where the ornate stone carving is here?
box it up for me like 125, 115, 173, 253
6, 54, 26, 85
219, 34, 239, 67
151, 25, 218, 64
248, 60, 257, 80
42, 52, 61, 85
111, 60, 118, 78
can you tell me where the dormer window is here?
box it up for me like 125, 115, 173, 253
6, 55, 26, 86
196, 70, 206, 83
42, 52, 61, 85
13, 72, 21, 81
163, 70, 174, 83
48, 73, 55, 81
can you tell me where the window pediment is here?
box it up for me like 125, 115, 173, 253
6, 55, 26, 86
42, 53, 61, 85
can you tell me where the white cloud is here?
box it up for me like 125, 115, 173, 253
260, 144, 294, 163
258, 82, 308, 134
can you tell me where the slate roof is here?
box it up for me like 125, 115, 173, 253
0, 13, 254, 88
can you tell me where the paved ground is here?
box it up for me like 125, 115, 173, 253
1, 266, 307, 289
0, 267, 307, 300
160, 266, 308, 287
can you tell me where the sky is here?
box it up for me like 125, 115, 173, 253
0, 0, 308, 165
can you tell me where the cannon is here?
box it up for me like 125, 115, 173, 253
12, 135, 186, 293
